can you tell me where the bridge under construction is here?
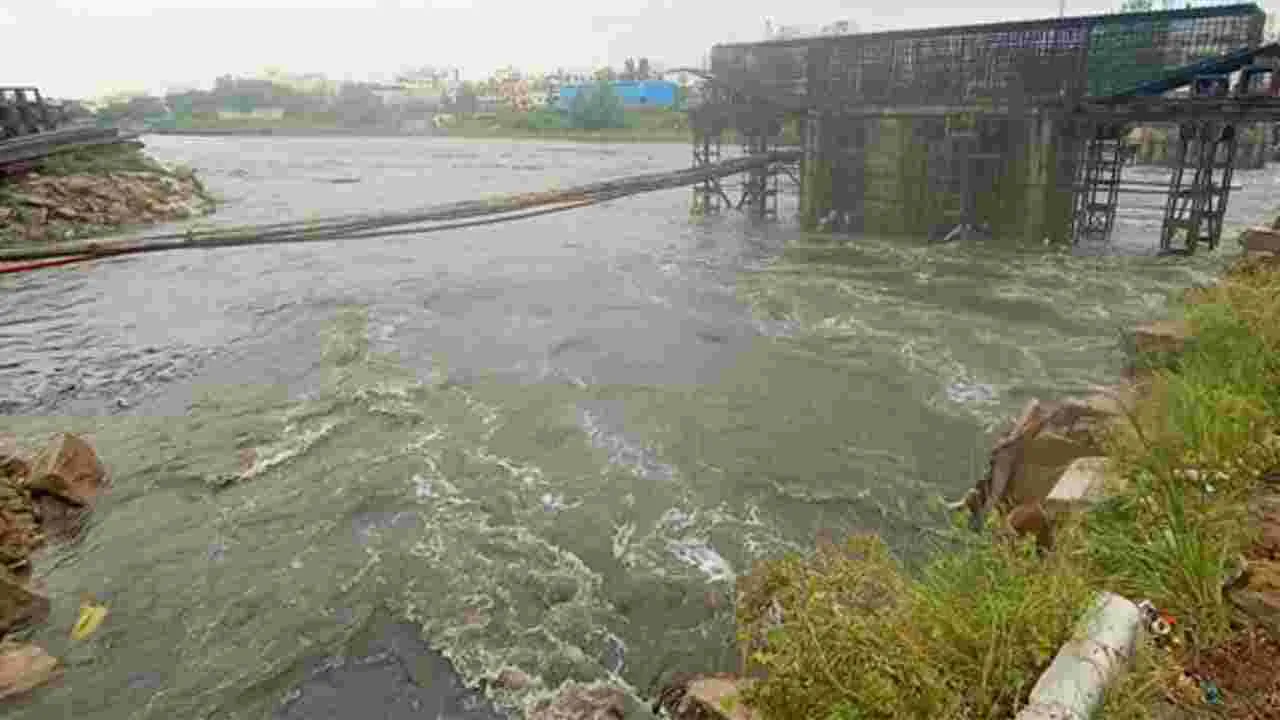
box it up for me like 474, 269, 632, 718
686, 3, 1280, 253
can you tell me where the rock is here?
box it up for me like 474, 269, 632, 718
971, 399, 1112, 520
1006, 501, 1054, 551
0, 435, 30, 480
1229, 560, 1280, 635
23, 433, 105, 507
0, 482, 43, 571
0, 565, 50, 636
9, 193, 54, 208
31, 494, 90, 544
1130, 319, 1192, 357
658, 675, 760, 720
493, 668, 533, 691
528, 683, 627, 720
1250, 492, 1280, 560
1044, 457, 1124, 517
0, 641, 60, 700
1240, 226, 1280, 255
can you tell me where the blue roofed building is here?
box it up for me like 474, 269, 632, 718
555, 80, 680, 110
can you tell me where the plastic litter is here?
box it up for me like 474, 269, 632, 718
71, 595, 107, 641
1200, 678, 1223, 706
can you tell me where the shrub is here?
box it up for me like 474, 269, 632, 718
567, 80, 626, 130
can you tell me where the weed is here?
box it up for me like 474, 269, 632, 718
738, 530, 1092, 719
36, 144, 165, 176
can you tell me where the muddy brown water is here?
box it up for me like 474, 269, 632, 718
0, 135, 1273, 719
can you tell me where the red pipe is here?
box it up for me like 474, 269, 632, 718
0, 254, 94, 275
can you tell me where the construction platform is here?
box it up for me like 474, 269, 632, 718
685, 3, 1280, 253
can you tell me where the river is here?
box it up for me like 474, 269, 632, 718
0, 136, 1270, 719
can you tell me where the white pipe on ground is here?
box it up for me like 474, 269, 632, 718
1016, 592, 1143, 720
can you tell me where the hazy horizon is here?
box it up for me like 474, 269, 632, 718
5, 0, 1277, 100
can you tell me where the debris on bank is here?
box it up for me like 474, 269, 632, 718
0, 432, 108, 702
0, 143, 215, 246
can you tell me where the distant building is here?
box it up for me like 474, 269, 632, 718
556, 80, 679, 110
217, 107, 285, 120
368, 84, 443, 110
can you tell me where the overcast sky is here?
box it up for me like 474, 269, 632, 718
3, 1, 1275, 99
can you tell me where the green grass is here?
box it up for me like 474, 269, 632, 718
734, 254, 1280, 719
738, 528, 1094, 720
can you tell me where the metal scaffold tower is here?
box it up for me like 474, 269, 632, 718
737, 127, 781, 219
1160, 121, 1238, 253
691, 130, 727, 214
1072, 123, 1127, 245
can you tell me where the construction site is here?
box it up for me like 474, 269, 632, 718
686, 3, 1280, 253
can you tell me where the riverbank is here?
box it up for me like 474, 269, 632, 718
0, 143, 215, 246
436, 108, 694, 143
1, 433, 109, 698
662, 244, 1280, 719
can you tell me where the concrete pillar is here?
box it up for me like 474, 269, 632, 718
799, 113, 833, 231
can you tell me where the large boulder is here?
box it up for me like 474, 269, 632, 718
0, 482, 43, 572
23, 433, 105, 507
0, 566, 50, 636
968, 397, 1118, 521
528, 683, 627, 720
0, 641, 60, 700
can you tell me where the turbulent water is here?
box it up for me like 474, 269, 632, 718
1, 136, 1273, 719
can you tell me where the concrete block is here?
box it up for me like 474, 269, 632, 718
1240, 226, 1280, 255
1130, 319, 1191, 357
1045, 457, 1122, 516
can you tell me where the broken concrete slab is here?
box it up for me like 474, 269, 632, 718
1045, 457, 1124, 517
1240, 226, 1280, 255
1130, 319, 1192, 357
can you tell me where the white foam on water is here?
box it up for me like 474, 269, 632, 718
540, 492, 580, 512
667, 538, 733, 583
578, 408, 677, 482
240, 420, 341, 480
658, 507, 695, 533
945, 376, 998, 406
611, 521, 636, 563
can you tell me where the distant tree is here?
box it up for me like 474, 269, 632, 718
622, 58, 637, 81
594, 66, 617, 82
1120, 0, 1155, 11
334, 82, 384, 127
637, 57, 651, 81
452, 82, 479, 114
568, 79, 626, 130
